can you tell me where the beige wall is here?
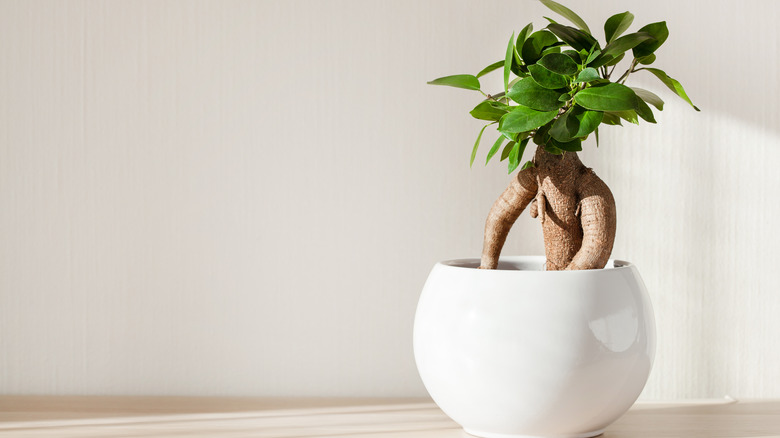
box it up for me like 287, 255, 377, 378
0, 0, 778, 398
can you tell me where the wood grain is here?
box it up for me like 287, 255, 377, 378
1, 397, 779, 437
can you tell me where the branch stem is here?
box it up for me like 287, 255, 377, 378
616, 58, 639, 84
607, 63, 617, 79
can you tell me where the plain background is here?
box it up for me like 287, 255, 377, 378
0, 0, 778, 399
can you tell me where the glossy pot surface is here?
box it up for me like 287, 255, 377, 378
413, 256, 656, 438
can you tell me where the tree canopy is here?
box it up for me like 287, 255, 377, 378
428, 0, 699, 173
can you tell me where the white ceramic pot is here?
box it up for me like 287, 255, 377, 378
413, 256, 655, 438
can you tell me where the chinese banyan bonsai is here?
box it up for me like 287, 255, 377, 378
429, 0, 698, 271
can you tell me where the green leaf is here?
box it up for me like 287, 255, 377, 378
507, 77, 566, 111
500, 130, 516, 142
517, 23, 534, 47
588, 78, 612, 86
538, 52, 579, 75
549, 113, 572, 141
508, 138, 530, 173
604, 32, 655, 58
520, 139, 532, 167
539, 0, 591, 34
486, 136, 506, 165
594, 127, 599, 146
605, 52, 625, 66
643, 68, 700, 111
549, 105, 603, 142
540, 45, 563, 57
632, 22, 668, 58
471, 124, 490, 167
591, 32, 654, 68
428, 74, 481, 91
574, 67, 600, 83
477, 60, 504, 78
610, 110, 639, 124
546, 23, 599, 52
604, 11, 634, 44
528, 64, 568, 89
521, 30, 559, 65
533, 122, 552, 145
544, 144, 563, 155
504, 33, 515, 94
631, 87, 664, 110
510, 54, 525, 77
562, 49, 580, 63
507, 138, 522, 173
500, 141, 516, 161
574, 82, 638, 111
601, 112, 623, 126
499, 106, 558, 133
513, 40, 523, 67
637, 53, 656, 65
521, 160, 536, 170
470, 101, 512, 121
551, 137, 582, 152
634, 97, 656, 123
585, 48, 601, 65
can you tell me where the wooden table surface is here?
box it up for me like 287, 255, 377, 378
1, 396, 778, 437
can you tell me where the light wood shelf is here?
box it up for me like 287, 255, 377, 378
1, 396, 778, 437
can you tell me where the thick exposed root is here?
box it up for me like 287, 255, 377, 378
480, 147, 617, 271
564, 169, 616, 270
479, 167, 537, 269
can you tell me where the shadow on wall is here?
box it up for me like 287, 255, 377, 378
651, 0, 780, 136
607, 0, 780, 396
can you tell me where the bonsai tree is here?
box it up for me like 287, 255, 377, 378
429, 0, 698, 271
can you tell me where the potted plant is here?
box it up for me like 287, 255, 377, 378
414, 1, 698, 437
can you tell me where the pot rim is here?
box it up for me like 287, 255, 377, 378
438, 255, 633, 274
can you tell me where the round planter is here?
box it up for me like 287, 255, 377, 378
413, 256, 655, 438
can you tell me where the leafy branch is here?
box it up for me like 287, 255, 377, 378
427, 0, 699, 173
